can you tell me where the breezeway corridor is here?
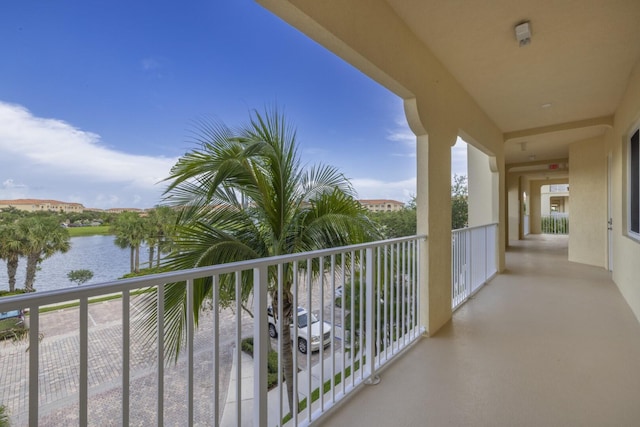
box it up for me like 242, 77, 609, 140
321, 235, 640, 427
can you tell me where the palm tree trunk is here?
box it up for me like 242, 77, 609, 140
156, 243, 161, 267
280, 315, 296, 414
148, 246, 155, 269
130, 247, 135, 273
6, 256, 18, 292
134, 245, 140, 273
24, 252, 40, 292
273, 289, 297, 414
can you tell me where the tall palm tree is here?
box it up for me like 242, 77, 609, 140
0, 223, 26, 292
140, 108, 380, 412
20, 216, 71, 292
112, 212, 147, 273
155, 207, 177, 268
145, 206, 177, 268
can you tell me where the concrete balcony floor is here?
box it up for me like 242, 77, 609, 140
320, 235, 640, 427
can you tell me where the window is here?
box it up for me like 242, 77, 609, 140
630, 129, 640, 236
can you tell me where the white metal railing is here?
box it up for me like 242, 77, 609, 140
451, 224, 498, 310
541, 213, 569, 234
0, 235, 425, 427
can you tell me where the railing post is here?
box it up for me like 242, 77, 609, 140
28, 305, 39, 427
465, 229, 471, 298
253, 266, 268, 426
122, 291, 130, 427
79, 297, 88, 426
365, 247, 380, 385
186, 279, 194, 426
157, 285, 165, 426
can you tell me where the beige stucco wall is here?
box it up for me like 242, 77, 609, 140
530, 182, 542, 234
568, 137, 607, 267
606, 59, 640, 322
507, 173, 520, 241
468, 143, 497, 227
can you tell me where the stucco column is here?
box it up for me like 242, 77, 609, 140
415, 121, 457, 336
468, 144, 495, 226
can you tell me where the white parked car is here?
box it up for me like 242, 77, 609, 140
267, 306, 332, 354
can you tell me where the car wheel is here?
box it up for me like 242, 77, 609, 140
298, 338, 307, 354
268, 323, 277, 338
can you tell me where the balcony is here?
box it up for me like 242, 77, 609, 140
0, 234, 425, 426
320, 235, 640, 426
1, 230, 639, 426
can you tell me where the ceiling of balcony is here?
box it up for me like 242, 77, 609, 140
386, 0, 640, 166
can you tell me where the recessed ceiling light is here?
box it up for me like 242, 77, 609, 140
541, 103, 552, 108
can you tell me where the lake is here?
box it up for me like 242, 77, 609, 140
0, 235, 149, 293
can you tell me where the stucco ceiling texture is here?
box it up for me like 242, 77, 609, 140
387, 0, 640, 163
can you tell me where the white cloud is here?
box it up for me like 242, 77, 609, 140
452, 137, 468, 177
0, 101, 177, 208
387, 115, 415, 144
142, 57, 161, 71
351, 177, 416, 203
2, 179, 26, 189
386, 114, 417, 159
387, 129, 415, 144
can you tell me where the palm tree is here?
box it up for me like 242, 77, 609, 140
112, 212, 147, 273
145, 206, 177, 268
0, 223, 26, 292
157, 206, 177, 267
20, 216, 71, 292
140, 108, 380, 412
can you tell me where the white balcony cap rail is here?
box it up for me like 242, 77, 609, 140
0, 235, 425, 427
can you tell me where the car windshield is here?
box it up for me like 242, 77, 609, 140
297, 312, 318, 328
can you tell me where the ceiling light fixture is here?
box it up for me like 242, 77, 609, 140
515, 21, 532, 46
541, 103, 552, 108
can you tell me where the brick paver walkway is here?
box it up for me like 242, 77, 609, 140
0, 298, 253, 426
0, 278, 336, 426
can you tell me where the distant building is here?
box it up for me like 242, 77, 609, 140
359, 199, 405, 213
0, 199, 85, 213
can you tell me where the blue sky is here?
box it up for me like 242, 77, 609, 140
0, 0, 466, 209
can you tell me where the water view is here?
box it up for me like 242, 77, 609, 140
0, 235, 138, 293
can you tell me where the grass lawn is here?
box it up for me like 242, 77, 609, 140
67, 225, 111, 237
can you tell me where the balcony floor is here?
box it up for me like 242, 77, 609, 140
320, 235, 640, 427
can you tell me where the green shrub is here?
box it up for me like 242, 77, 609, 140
240, 337, 281, 390
0, 289, 29, 298
541, 216, 569, 234
0, 318, 27, 341
0, 404, 9, 427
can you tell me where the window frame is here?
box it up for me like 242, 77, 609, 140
628, 127, 640, 240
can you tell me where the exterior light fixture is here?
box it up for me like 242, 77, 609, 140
515, 21, 531, 46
